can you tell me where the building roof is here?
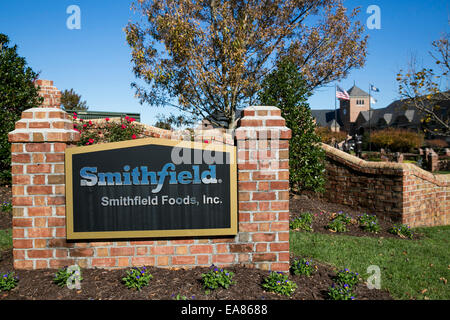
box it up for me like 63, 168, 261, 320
311, 109, 342, 128
347, 85, 369, 97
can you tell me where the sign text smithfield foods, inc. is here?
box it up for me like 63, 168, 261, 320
65, 138, 237, 240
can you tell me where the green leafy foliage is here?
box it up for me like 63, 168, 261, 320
122, 267, 153, 291
261, 271, 297, 296
328, 283, 356, 300
357, 213, 381, 233
202, 265, 235, 293
389, 224, 414, 239
326, 219, 348, 233
0, 34, 42, 185
61, 89, 89, 111
53, 266, 83, 288
259, 59, 326, 193
334, 268, 360, 287
290, 258, 316, 277
289, 212, 314, 232
1, 201, 12, 213
0, 272, 19, 291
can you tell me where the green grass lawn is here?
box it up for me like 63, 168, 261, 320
0, 228, 12, 251
290, 225, 450, 300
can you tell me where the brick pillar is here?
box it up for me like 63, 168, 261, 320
235, 106, 292, 272
8, 80, 79, 269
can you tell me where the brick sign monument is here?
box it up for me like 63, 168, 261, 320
8, 80, 292, 271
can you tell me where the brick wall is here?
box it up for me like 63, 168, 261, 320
322, 143, 449, 227
9, 81, 292, 271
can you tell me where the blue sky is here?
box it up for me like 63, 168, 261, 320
0, 0, 449, 125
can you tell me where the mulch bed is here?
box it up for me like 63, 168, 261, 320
0, 185, 393, 300
289, 193, 419, 239
0, 250, 392, 300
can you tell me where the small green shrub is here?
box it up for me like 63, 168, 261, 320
389, 224, 414, 239
53, 266, 83, 288
1, 201, 12, 213
358, 213, 381, 233
291, 258, 316, 277
202, 265, 235, 292
328, 283, 356, 300
335, 268, 360, 287
122, 267, 153, 291
261, 271, 297, 296
289, 212, 314, 232
0, 272, 19, 291
333, 212, 352, 224
326, 219, 347, 233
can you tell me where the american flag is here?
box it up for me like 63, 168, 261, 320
336, 85, 350, 100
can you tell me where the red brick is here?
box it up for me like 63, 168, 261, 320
229, 244, 253, 253
91, 258, 117, 267
70, 248, 94, 257
150, 246, 174, 255
28, 207, 52, 217
270, 242, 289, 251
27, 228, 53, 238
190, 245, 213, 254
212, 254, 235, 264
13, 239, 33, 249
11, 154, 31, 163
252, 233, 276, 242
253, 253, 276, 262
111, 247, 134, 256
172, 256, 196, 265
27, 249, 54, 259
27, 186, 53, 195
252, 192, 276, 201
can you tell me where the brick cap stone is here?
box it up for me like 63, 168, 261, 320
8, 107, 80, 143
236, 106, 291, 140
322, 143, 449, 187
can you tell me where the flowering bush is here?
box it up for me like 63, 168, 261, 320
357, 213, 381, 233
291, 258, 316, 277
0, 272, 19, 291
1, 201, 12, 213
389, 224, 414, 239
289, 212, 314, 232
53, 266, 83, 288
328, 283, 356, 300
326, 219, 347, 233
335, 268, 360, 287
122, 267, 153, 291
326, 212, 354, 233
71, 113, 145, 146
261, 271, 297, 296
202, 265, 235, 292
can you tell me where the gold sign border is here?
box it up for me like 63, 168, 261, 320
65, 137, 237, 240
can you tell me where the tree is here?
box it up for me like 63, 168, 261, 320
126, 0, 368, 129
0, 34, 42, 184
397, 31, 450, 137
259, 58, 326, 193
60, 88, 89, 111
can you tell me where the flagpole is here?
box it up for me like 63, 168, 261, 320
334, 84, 337, 136
369, 84, 372, 153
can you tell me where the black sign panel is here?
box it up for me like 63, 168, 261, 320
65, 138, 237, 240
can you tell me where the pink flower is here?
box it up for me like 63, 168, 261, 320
122, 124, 126, 129
88, 121, 92, 125
204, 140, 209, 144
89, 139, 94, 144
129, 117, 136, 123
132, 134, 137, 139
105, 117, 110, 122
